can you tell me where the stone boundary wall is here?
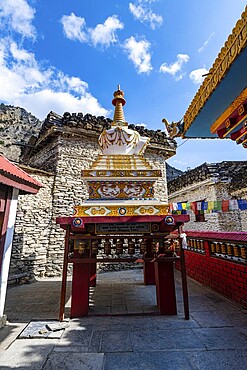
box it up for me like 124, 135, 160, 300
10, 135, 168, 279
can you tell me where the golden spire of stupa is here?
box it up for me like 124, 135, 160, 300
112, 85, 127, 126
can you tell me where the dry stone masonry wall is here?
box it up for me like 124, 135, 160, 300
10, 172, 55, 281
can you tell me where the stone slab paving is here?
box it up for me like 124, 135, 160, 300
0, 269, 247, 369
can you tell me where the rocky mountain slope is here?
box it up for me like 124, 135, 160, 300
0, 104, 42, 162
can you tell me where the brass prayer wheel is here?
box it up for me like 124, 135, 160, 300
197, 240, 201, 251
91, 240, 98, 255
190, 239, 194, 249
140, 240, 147, 254
78, 240, 86, 255
128, 240, 135, 255
216, 242, 221, 254
116, 240, 123, 255
211, 242, 216, 254
226, 243, 233, 257
221, 243, 227, 255
200, 240, 205, 252
104, 240, 111, 255
240, 246, 247, 259
233, 245, 241, 258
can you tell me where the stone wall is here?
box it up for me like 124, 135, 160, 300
10, 172, 55, 280
230, 186, 247, 232
145, 149, 168, 202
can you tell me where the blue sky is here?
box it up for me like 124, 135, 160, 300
0, 0, 246, 170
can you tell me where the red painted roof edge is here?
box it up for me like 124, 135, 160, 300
0, 155, 43, 192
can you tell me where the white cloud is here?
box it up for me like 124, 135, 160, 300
0, 38, 108, 120
123, 36, 152, 74
61, 13, 123, 48
61, 13, 88, 43
0, 0, 36, 39
175, 73, 186, 81
198, 32, 215, 53
10, 41, 34, 62
189, 68, 209, 84
129, 0, 163, 29
160, 54, 189, 80
89, 15, 124, 47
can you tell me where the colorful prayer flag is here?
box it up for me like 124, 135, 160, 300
229, 199, 239, 211
222, 200, 229, 212
208, 201, 214, 211
214, 201, 222, 211
237, 199, 247, 210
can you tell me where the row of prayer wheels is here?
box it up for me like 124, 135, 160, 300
75, 239, 148, 256
210, 242, 247, 260
74, 238, 174, 256
187, 239, 205, 253
187, 239, 247, 261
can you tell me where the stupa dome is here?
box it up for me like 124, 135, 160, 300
98, 86, 150, 155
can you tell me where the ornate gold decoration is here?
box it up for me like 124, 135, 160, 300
112, 85, 127, 126
184, 6, 247, 134
210, 88, 247, 134
82, 168, 162, 178
98, 127, 140, 151
73, 204, 169, 217
91, 155, 152, 170
162, 118, 182, 138
88, 180, 155, 199
238, 104, 245, 115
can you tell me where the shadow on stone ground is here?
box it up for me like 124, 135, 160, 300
1, 269, 247, 369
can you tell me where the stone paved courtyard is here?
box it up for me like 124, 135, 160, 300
0, 268, 247, 369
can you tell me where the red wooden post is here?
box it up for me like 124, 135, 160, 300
143, 238, 155, 285
154, 259, 177, 315
71, 262, 90, 318
90, 259, 97, 287
59, 224, 71, 321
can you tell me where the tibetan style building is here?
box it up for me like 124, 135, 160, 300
168, 161, 247, 232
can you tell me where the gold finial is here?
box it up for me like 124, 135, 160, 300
112, 85, 127, 126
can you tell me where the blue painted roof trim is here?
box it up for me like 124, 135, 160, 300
185, 46, 247, 138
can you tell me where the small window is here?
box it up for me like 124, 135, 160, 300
195, 212, 206, 222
